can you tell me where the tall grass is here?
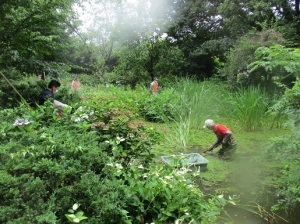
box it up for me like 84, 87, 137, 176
163, 80, 270, 148
229, 86, 268, 131
163, 78, 232, 149
164, 110, 191, 149
172, 78, 231, 129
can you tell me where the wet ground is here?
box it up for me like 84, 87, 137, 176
186, 145, 287, 224
155, 128, 295, 223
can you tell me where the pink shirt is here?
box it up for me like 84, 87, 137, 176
71, 80, 80, 91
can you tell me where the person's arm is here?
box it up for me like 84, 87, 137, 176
204, 138, 222, 153
222, 131, 232, 144
53, 100, 71, 111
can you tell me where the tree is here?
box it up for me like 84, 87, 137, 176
79, 0, 177, 79
0, 0, 81, 76
220, 28, 285, 91
249, 44, 300, 83
166, 0, 298, 79
114, 34, 184, 87
254, 44, 300, 213
166, 0, 226, 79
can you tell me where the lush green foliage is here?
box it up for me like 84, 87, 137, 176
114, 36, 185, 86
122, 163, 229, 223
2, 0, 300, 222
249, 45, 300, 80
0, 86, 228, 223
265, 81, 300, 211
249, 44, 300, 213
137, 90, 180, 123
220, 28, 284, 90
0, 0, 82, 74
65, 203, 88, 223
0, 77, 45, 108
0, 76, 81, 109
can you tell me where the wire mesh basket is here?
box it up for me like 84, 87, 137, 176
161, 153, 209, 171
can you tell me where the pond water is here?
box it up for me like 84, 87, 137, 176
188, 145, 291, 224
220, 205, 267, 224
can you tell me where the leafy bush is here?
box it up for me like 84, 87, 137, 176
0, 83, 231, 223
0, 76, 80, 110
220, 28, 284, 90
137, 90, 180, 123
120, 163, 228, 223
266, 81, 300, 212
0, 78, 45, 109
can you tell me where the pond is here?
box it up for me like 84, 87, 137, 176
182, 129, 293, 224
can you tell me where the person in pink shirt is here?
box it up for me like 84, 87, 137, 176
71, 78, 81, 92
203, 119, 237, 160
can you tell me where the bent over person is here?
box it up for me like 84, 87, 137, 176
203, 119, 237, 160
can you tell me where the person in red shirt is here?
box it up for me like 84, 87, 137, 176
203, 119, 237, 160
149, 77, 159, 94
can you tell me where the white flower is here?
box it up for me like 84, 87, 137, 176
138, 164, 144, 169
115, 163, 123, 169
72, 203, 79, 210
116, 136, 125, 142
105, 140, 110, 143
81, 114, 89, 119
77, 106, 83, 112
74, 117, 81, 122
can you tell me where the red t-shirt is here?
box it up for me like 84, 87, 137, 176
151, 81, 158, 92
213, 124, 232, 138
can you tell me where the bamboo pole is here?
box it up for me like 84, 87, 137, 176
0, 71, 31, 109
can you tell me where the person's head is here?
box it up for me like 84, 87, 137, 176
48, 80, 61, 93
203, 119, 215, 130
154, 77, 158, 81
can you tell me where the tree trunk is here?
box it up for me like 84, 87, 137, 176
296, 0, 300, 17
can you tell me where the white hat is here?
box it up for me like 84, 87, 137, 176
203, 119, 214, 128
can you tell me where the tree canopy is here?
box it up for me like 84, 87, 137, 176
1, 0, 299, 83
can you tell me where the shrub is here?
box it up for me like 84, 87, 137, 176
0, 83, 231, 223
137, 89, 180, 123
220, 28, 284, 90
120, 163, 228, 223
266, 81, 300, 212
